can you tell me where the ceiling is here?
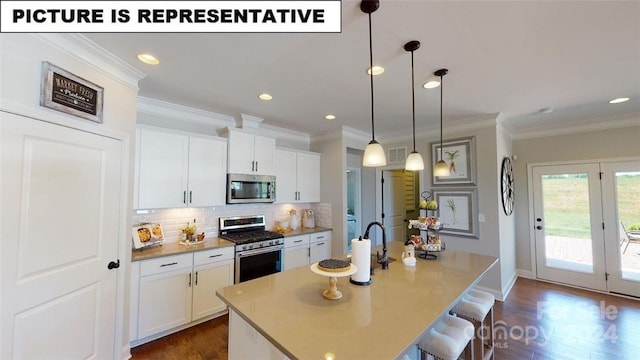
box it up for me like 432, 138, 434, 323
84, 1, 640, 139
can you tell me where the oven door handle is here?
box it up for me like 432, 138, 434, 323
237, 244, 284, 258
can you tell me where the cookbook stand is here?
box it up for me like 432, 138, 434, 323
310, 263, 358, 300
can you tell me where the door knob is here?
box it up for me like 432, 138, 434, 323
536, 226, 543, 230
107, 259, 120, 269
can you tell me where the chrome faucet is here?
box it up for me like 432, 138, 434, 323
363, 221, 389, 270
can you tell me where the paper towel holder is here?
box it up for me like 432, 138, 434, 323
350, 236, 372, 286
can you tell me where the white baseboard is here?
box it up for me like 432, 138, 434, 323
499, 271, 518, 301
120, 343, 131, 360
517, 269, 534, 279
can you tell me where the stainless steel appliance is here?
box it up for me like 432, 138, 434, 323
218, 215, 284, 283
226, 174, 276, 204
301, 209, 315, 228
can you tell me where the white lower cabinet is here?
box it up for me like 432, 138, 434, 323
283, 231, 332, 270
309, 231, 332, 264
283, 235, 310, 271
131, 247, 234, 345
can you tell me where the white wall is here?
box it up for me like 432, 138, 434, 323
383, 121, 507, 297
496, 119, 517, 295
0, 33, 143, 359
512, 124, 640, 276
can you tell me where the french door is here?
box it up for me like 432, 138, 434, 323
532, 160, 640, 296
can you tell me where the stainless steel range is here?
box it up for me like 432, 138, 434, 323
218, 215, 284, 283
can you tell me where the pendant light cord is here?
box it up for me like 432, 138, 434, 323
411, 50, 416, 151
368, 12, 376, 141
439, 74, 444, 161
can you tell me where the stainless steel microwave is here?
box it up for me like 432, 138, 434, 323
226, 174, 276, 204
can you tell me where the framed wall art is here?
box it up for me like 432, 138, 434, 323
432, 189, 478, 238
431, 136, 476, 185
40, 61, 104, 123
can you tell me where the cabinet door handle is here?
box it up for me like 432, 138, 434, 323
160, 262, 178, 267
294, 240, 303, 243
183, 191, 187, 204
316, 242, 325, 246
316, 236, 325, 240
189, 191, 193, 204
256, 161, 258, 172
209, 254, 223, 258
188, 273, 192, 287
195, 271, 198, 286
252, 161, 255, 172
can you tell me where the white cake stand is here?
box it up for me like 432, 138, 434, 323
310, 263, 358, 300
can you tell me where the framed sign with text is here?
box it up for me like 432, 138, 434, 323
40, 62, 104, 123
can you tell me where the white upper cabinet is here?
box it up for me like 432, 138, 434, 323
227, 130, 275, 175
276, 149, 321, 203
136, 128, 227, 209
187, 136, 227, 207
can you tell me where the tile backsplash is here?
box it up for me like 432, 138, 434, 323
133, 203, 332, 244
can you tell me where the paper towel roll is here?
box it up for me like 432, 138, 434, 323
350, 238, 371, 285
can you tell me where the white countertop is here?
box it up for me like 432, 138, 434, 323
217, 241, 498, 359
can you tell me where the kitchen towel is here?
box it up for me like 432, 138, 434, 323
350, 238, 371, 284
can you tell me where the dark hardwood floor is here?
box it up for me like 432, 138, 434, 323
131, 278, 640, 360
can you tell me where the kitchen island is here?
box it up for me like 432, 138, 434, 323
217, 241, 498, 359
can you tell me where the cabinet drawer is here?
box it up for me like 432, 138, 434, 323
311, 231, 331, 243
140, 253, 193, 277
284, 234, 309, 248
194, 246, 234, 266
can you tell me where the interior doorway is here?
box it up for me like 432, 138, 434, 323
373, 168, 421, 245
346, 168, 361, 251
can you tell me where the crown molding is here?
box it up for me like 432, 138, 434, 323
137, 96, 235, 127
32, 33, 146, 89
384, 113, 500, 144
512, 112, 640, 140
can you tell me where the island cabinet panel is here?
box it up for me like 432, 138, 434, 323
136, 127, 227, 209
275, 149, 321, 203
227, 131, 276, 175
131, 247, 234, 345
229, 310, 290, 360
309, 231, 331, 264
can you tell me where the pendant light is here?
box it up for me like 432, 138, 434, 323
433, 68, 450, 177
404, 40, 424, 171
361, 0, 386, 167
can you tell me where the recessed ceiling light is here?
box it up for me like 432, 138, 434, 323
366, 65, 385, 75
422, 79, 441, 89
258, 93, 273, 101
137, 54, 159, 65
609, 97, 629, 104
325, 114, 336, 120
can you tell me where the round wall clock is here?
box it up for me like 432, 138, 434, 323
501, 157, 514, 215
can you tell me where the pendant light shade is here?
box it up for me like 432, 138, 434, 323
361, 0, 386, 167
363, 140, 386, 167
434, 68, 450, 177
404, 40, 424, 171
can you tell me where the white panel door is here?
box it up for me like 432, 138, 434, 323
138, 129, 189, 209
1, 112, 122, 359
297, 152, 320, 202
188, 136, 227, 206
